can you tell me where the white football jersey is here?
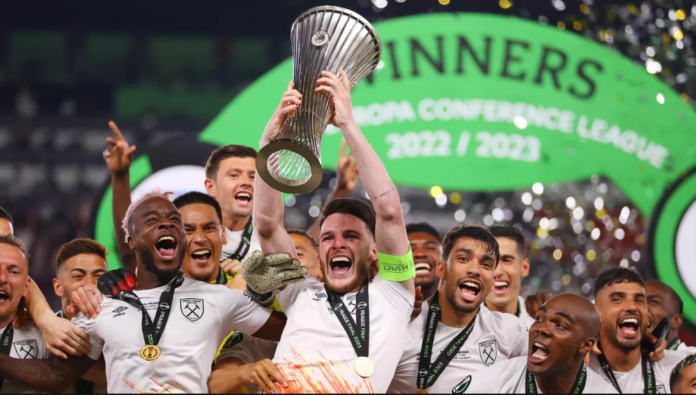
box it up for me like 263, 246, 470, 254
0, 322, 50, 394
217, 332, 278, 394
222, 226, 261, 262
588, 350, 693, 393
462, 356, 619, 393
676, 341, 696, 354
73, 277, 271, 393
517, 295, 535, 329
272, 273, 414, 393
388, 302, 528, 393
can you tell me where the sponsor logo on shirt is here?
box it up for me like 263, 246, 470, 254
657, 384, 666, 393
312, 293, 327, 301
112, 306, 128, 318
222, 333, 244, 349
478, 340, 498, 366
13, 339, 38, 359
452, 375, 471, 393
180, 298, 205, 322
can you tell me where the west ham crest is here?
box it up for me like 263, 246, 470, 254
478, 340, 497, 366
14, 339, 38, 359
180, 298, 205, 322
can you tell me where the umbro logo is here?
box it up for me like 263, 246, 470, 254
112, 306, 128, 318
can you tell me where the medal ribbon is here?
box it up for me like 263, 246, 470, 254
325, 284, 369, 358
417, 292, 478, 391
116, 273, 185, 349
596, 340, 656, 394
0, 322, 14, 391
667, 338, 681, 351
525, 364, 587, 394
215, 267, 228, 285
221, 216, 254, 262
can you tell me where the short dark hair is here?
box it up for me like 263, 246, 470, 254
671, 354, 696, 392
594, 267, 644, 297
489, 225, 527, 257
205, 145, 257, 180
288, 229, 319, 249
0, 234, 28, 262
0, 206, 12, 224
172, 192, 223, 223
406, 222, 441, 243
56, 239, 107, 270
320, 198, 376, 238
442, 224, 500, 265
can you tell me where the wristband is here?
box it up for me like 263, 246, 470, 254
377, 247, 415, 282
245, 285, 274, 306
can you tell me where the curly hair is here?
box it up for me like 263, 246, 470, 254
122, 189, 174, 242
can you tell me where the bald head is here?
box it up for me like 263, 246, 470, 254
544, 293, 600, 338
528, 293, 600, 376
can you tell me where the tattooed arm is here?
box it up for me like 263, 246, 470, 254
0, 354, 95, 393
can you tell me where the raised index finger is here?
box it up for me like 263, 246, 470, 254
108, 121, 125, 141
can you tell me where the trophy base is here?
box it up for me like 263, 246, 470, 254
257, 139, 323, 195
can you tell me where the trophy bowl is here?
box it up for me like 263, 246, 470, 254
257, 6, 382, 194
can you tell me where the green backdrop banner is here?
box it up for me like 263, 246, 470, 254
96, 13, 696, 326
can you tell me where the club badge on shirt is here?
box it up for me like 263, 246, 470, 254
180, 299, 205, 322
478, 340, 498, 366
13, 339, 38, 359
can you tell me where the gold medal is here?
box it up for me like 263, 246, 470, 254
354, 356, 374, 378
140, 345, 161, 361
416, 389, 428, 394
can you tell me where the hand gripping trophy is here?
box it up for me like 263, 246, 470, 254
257, 6, 381, 194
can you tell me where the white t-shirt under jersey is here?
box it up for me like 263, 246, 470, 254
73, 277, 271, 393
223, 226, 261, 261
462, 356, 619, 393
388, 302, 528, 393
272, 273, 414, 393
517, 295, 535, 329
588, 349, 693, 394
0, 321, 50, 394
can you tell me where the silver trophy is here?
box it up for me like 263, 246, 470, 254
257, 6, 382, 194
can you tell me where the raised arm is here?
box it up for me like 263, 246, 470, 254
23, 280, 92, 359
254, 82, 303, 257
104, 121, 137, 272
316, 70, 414, 293
0, 353, 95, 393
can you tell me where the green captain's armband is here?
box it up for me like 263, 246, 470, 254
377, 247, 415, 282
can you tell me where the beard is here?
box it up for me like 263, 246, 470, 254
445, 277, 481, 314
141, 248, 185, 285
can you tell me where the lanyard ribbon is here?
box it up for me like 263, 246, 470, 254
596, 340, 655, 394
116, 273, 185, 348
221, 216, 254, 262
0, 323, 13, 391
525, 364, 587, 394
215, 267, 228, 285
417, 292, 478, 391
325, 284, 369, 358
667, 338, 681, 351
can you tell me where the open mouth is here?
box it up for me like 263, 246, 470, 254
235, 192, 252, 205
0, 291, 10, 304
155, 235, 178, 260
415, 261, 432, 276
493, 280, 509, 296
190, 249, 212, 265
530, 342, 550, 363
458, 280, 481, 302
618, 316, 640, 337
329, 255, 353, 276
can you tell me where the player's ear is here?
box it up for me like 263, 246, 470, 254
579, 337, 596, 355
53, 278, 64, 298
368, 242, 377, 263
128, 235, 136, 250
204, 179, 216, 198
436, 260, 447, 281
671, 314, 683, 331
521, 257, 530, 278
